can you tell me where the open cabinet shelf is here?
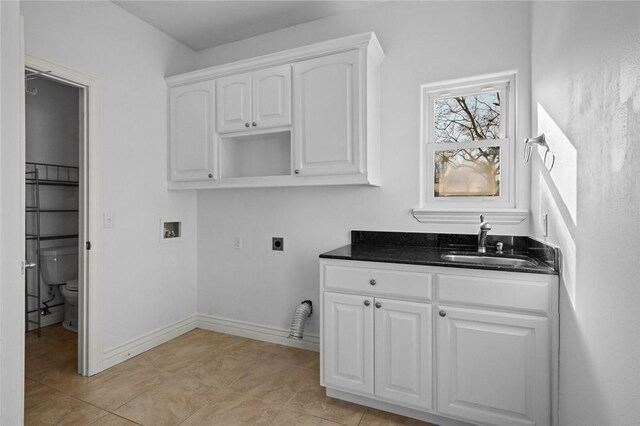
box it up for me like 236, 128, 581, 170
220, 130, 291, 179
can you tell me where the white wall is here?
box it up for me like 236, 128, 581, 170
0, 1, 26, 422
193, 2, 532, 337
21, 1, 199, 353
530, 3, 640, 425
26, 77, 79, 166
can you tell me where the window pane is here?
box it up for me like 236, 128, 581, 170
434, 147, 500, 197
434, 92, 501, 144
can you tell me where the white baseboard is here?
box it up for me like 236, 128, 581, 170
101, 314, 198, 370
100, 313, 318, 372
27, 305, 64, 331
197, 313, 319, 352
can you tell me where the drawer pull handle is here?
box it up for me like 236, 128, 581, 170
369, 279, 376, 286
439, 310, 447, 317
375, 302, 382, 309
364, 300, 370, 306
245, 123, 250, 128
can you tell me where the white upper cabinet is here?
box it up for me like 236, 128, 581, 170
216, 72, 252, 133
217, 65, 291, 134
293, 50, 362, 177
166, 32, 384, 189
168, 81, 216, 182
252, 66, 291, 129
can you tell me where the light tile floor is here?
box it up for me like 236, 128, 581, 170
25, 324, 433, 425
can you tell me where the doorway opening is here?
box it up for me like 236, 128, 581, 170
23, 57, 101, 380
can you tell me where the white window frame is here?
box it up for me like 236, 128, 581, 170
413, 71, 527, 224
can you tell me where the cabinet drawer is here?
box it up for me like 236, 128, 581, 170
323, 263, 432, 300
437, 274, 550, 313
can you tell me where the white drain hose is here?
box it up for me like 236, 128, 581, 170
288, 300, 313, 340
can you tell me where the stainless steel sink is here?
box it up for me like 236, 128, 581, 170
441, 252, 538, 268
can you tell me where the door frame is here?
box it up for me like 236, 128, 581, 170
25, 55, 103, 376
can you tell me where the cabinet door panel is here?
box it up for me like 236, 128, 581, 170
216, 72, 251, 133
437, 306, 550, 426
169, 81, 216, 182
252, 65, 291, 129
293, 50, 362, 176
375, 298, 432, 410
323, 292, 374, 395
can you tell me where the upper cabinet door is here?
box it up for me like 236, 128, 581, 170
169, 81, 216, 182
293, 50, 362, 176
252, 65, 291, 130
217, 72, 252, 133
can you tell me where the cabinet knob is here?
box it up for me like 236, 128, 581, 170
369, 279, 376, 286
375, 302, 382, 309
439, 310, 447, 317
294, 169, 300, 175
252, 122, 257, 127
364, 300, 370, 306
245, 123, 250, 128
208, 173, 213, 179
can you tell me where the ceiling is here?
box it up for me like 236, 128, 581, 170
113, 1, 381, 51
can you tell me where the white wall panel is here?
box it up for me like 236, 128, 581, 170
21, 1, 198, 352
195, 1, 532, 337
530, 3, 640, 424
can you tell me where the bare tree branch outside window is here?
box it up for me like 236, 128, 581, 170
433, 92, 502, 197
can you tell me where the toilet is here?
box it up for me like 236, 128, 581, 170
40, 245, 79, 333
60, 279, 78, 332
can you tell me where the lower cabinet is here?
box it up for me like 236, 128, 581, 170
323, 292, 432, 410
323, 292, 374, 395
375, 298, 432, 409
321, 259, 558, 426
436, 306, 550, 426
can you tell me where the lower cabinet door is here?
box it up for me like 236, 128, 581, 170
374, 298, 432, 410
323, 292, 374, 395
436, 306, 550, 426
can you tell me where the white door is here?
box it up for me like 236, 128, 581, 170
437, 306, 550, 426
374, 298, 432, 410
1, 2, 26, 420
169, 81, 216, 181
323, 291, 374, 395
252, 65, 291, 130
293, 50, 362, 176
216, 72, 251, 133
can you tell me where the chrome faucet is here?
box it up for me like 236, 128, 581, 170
477, 214, 492, 253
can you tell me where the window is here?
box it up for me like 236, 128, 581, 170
414, 72, 527, 224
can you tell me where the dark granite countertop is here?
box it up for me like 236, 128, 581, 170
320, 231, 559, 275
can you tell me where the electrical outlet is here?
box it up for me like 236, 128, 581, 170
104, 212, 114, 229
542, 213, 548, 237
272, 237, 284, 251
234, 237, 243, 249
